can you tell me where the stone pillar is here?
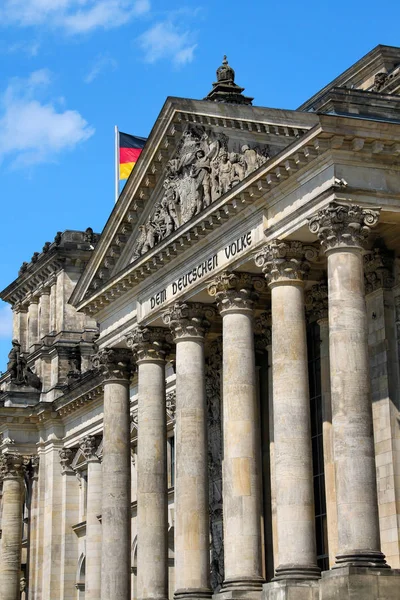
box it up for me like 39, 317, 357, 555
49, 278, 57, 334
307, 282, 338, 568
28, 297, 39, 351
255, 242, 320, 588
28, 456, 40, 598
208, 272, 264, 594
163, 303, 213, 600
93, 348, 133, 600
59, 448, 80, 599
308, 202, 387, 569
80, 436, 102, 600
0, 453, 25, 600
39, 289, 51, 341
127, 327, 169, 600
13, 306, 28, 353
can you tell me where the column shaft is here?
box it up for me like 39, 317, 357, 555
271, 283, 318, 578
0, 457, 24, 600
86, 456, 102, 600
101, 378, 131, 600
39, 292, 50, 340
328, 249, 383, 565
175, 337, 210, 598
137, 358, 168, 600
222, 309, 263, 588
28, 299, 39, 350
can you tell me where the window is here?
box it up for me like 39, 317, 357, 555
307, 322, 329, 572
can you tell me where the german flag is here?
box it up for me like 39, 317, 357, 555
119, 132, 147, 180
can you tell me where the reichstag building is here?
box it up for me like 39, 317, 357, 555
1, 45, 400, 600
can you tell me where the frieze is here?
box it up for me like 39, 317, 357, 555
132, 125, 269, 260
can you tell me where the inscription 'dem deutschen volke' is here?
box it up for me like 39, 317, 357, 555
149, 231, 253, 310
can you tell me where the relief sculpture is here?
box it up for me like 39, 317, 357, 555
132, 126, 270, 260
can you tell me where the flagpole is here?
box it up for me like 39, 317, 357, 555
114, 125, 119, 203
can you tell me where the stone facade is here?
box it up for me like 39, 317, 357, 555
1, 48, 400, 600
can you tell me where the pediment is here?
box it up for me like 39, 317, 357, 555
70, 97, 318, 312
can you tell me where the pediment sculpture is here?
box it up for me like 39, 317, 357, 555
132, 125, 270, 260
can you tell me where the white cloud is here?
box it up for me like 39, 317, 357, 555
6, 39, 40, 56
0, 69, 94, 168
84, 55, 118, 83
0, 304, 13, 340
138, 20, 197, 66
0, 0, 151, 34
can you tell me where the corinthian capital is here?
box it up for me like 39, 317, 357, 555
305, 281, 329, 322
59, 448, 74, 474
126, 327, 170, 362
255, 240, 318, 284
308, 202, 380, 252
79, 436, 99, 462
162, 302, 215, 339
0, 453, 26, 479
207, 271, 263, 313
254, 311, 272, 352
364, 247, 394, 293
92, 348, 134, 381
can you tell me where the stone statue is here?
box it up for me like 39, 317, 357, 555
131, 124, 270, 261
8, 339, 41, 390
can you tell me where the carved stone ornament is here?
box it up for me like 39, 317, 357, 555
166, 390, 176, 419
308, 202, 380, 252
364, 247, 394, 293
92, 348, 134, 381
79, 436, 98, 461
31, 455, 40, 478
208, 271, 264, 313
126, 327, 170, 362
7, 338, 42, 390
162, 301, 215, 339
254, 311, 272, 352
132, 125, 270, 261
254, 240, 318, 284
59, 448, 74, 474
305, 281, 329, 322
0, 453, 26, 479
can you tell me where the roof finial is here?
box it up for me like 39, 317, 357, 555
216, 55, 235, 83
204, 55, 253, 105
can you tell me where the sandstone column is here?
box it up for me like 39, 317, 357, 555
208, 272, 264, 593
308, 202, 387, 568
163, 302, 213, 599
28, 296, 39, 351
306, 282, 338, 567
255, 242, 320, 582
93, 348, 133, 600
0, 453, 25, 600
39, 289, 51, 341
27, 456, 40, 597
127, 327, 169, 600
80, 436, 102, 600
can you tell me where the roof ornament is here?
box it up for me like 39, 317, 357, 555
204, 55, 253, 106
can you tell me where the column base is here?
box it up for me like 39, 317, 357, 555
214, 577, 264, 600
273, 564, 321, 581
333, 550, 389, 569
262, 579, 319, 600
320, 565, 400, 600
175, 588, 213, 600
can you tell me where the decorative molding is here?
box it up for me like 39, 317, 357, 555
162, 301, 215, 339
126, 327, 170, 362
208, 271, 263, 313
254, 240, 318, 283
364, 247, 394, 293
305, 281, 329, 322
308, 202, 380, 251
92, 348, 134, 382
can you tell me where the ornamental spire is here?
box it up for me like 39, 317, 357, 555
204, 55, 253, 106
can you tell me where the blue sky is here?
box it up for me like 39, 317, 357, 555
0, 0, 399, 369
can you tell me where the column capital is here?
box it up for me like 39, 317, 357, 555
92, 347, 134, 382
305, 281, 329, 323
126, 326, 170, 362
207, 271, 263, 313
308, 202, 380, 252
364, 247, 395, 293
254, 311, 271, 352
79, 436, 99, 463
31, 455, 40, 479
162, 301, 215, 340
59, 448, 75, 474
0, 453, 26, 480
255, 239, 318, 285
